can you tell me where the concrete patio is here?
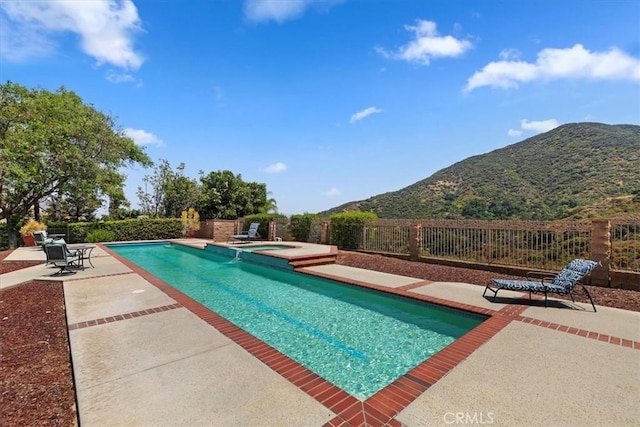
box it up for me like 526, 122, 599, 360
2, 240, 639, 426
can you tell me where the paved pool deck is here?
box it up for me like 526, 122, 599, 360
2, 240, 639, 426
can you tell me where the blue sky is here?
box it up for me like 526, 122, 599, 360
2, 0, 639, 216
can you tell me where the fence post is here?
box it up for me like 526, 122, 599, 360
409, 224, 420, 261
485, 223, 493, 264
362, 226, 367, 250
268, 221, 275, 241
320, 221, 330, 245
590, 219, 611, 287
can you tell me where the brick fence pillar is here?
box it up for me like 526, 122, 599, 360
320, 221, 330, 245
590, 219, 611, 287
409, 224, 421, 261
268, 221, 276, 241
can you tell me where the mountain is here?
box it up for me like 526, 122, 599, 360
321, 123, 640, 220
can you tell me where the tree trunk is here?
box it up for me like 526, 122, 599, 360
7, 217, 18, 249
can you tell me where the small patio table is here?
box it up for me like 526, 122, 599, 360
68, 244, 96, 268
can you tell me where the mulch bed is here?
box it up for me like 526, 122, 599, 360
336, 251, 640, 312
1, 248, 638, 425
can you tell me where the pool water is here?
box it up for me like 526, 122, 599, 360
109, 242, 484, 400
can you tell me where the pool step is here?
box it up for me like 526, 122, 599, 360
289, 255, 337, 269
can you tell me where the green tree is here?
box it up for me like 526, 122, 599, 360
162, 163, 200, 218
136, 159, 199, 218
0, 82, 151, 247
197, 170, 268, 219
47, 188, 101, 222
136, 159, 171, 217
106, 185, 131, 219
461, 198, 493, 219
258, 191, 278, 214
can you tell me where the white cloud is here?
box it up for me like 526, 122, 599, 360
376, 19, 472, 65
0, 13, 56, 61
124, 128, 164, 146
324, 188, 342, 196
265, 162, 287, 174
106, 71, 136, 84
244, 0, 342, 23
106, 70, 142, 87
466, 44, 640, 92
0, 0, 144, 69
520, 119, 559, 133
350, 107, 382, 124
499, 48, 521, 61
507, 118, 559, 137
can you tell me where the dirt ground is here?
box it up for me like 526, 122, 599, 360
1, 249, 638, 426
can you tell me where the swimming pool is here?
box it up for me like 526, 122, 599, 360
109, 242, 485, 399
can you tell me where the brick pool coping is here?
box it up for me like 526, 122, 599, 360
91, 243, 638, 426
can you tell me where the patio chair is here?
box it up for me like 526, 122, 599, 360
33, 230, 65, 248
228, 222, 262, 243
43, 242, 80, 275
483, 259, 599, 312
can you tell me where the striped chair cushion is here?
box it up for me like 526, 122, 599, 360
565, 259, 599, 276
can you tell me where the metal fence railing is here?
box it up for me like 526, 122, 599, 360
364, 223, 411, 255
332, 218, 640, 275
611, 220, 640, 272
421, 221, 591, 271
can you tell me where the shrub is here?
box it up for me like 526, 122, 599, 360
39, 218, 184, 243
19, 219, 47, 236
289, 213, 321, 242
181, 208, 201, 236
86, 229, 115, 243
329, 212, 378, 249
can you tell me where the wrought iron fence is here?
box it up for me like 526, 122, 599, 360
611, 220, 640, 272
364, 222, 411, 255
421, 220, 591, 271
342, 219, 598, 272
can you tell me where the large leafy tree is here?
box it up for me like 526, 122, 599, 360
197, 170, 268, 219
136, 159, 199, 218
0, 82, 151, 246
162, 163, 200, 218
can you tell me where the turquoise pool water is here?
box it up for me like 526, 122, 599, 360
109, 242, 484, 399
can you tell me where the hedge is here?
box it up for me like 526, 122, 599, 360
329, 211, 378, 249
45, 218, 183, 243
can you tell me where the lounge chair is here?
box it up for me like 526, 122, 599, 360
43, 242, 80, 275
228, 222, 261, 243
483, 259, 599, 312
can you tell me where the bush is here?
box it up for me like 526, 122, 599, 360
42, 218, 184, 243
289, 213, 321, 242
86, 229, 115, 243
181, 208, 201, 236
19, 219, 47, 236
329, 212, 378, 249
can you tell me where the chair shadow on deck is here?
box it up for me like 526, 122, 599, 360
482, 294, 593, 312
